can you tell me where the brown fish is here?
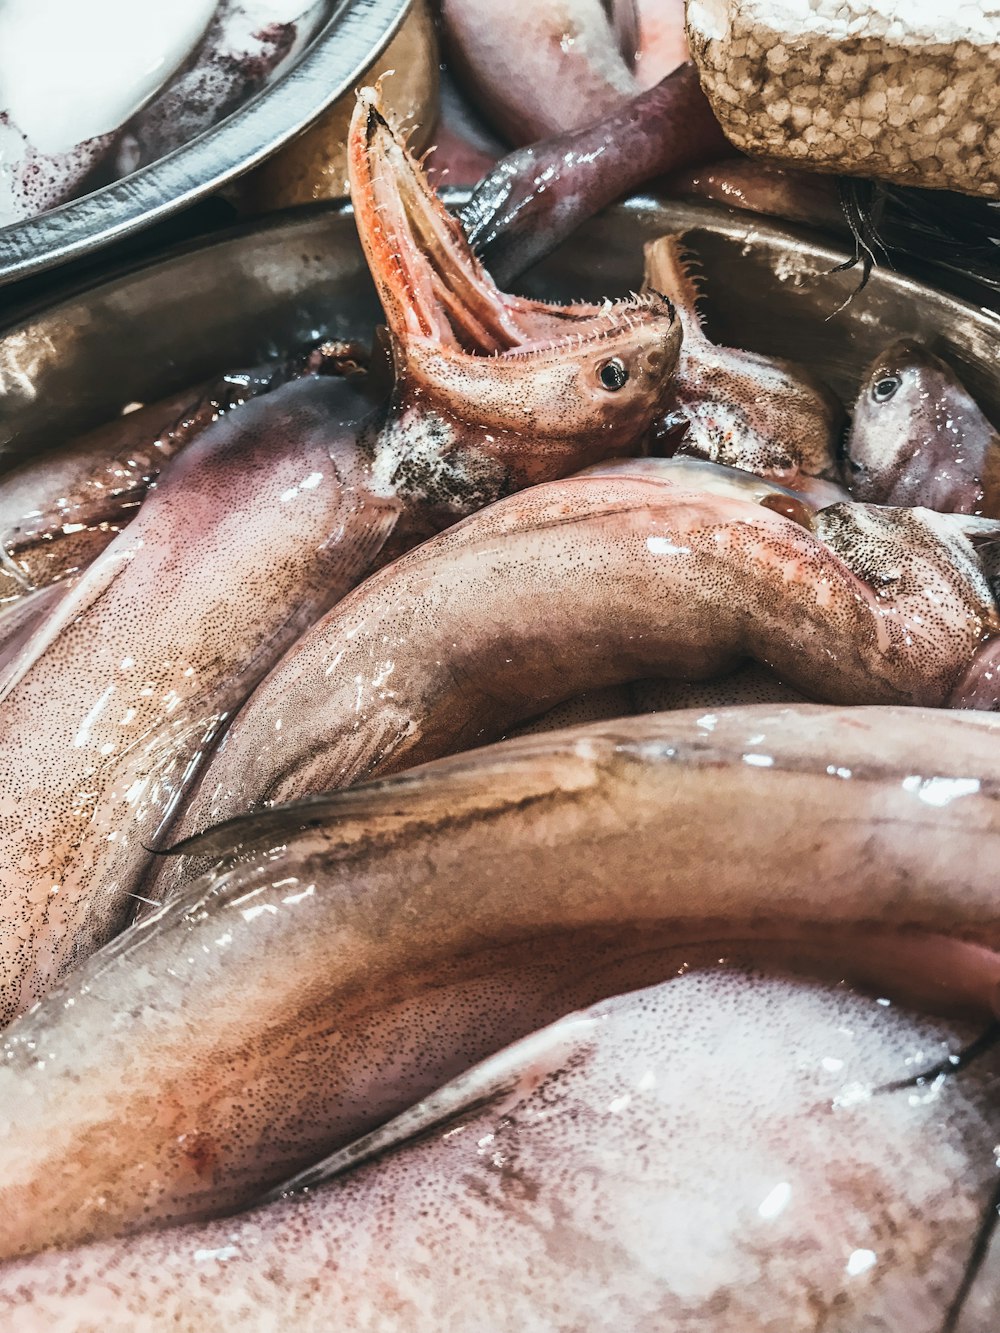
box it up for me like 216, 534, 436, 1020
644, 234, 846, 499
1, 958, 997, 1330
0, 86, 678, 1023
151, 456, 999, 899
845, 339, 1000, 515
1, 706, 999, 1255
0, 342, 363, 608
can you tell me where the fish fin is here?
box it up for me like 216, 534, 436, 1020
643, 233, 710, 342
0, 542, 136, 705
258, 1010, 600, 1201
163, 727, 607, 867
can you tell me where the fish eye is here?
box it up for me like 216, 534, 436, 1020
872, 374, 901, 403
599, 357, 629, 391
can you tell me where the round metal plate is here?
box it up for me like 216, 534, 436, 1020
1, 192, 999, 468
0, 0, 409, 288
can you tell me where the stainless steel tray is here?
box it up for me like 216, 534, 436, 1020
2, 192, 999, 468
0, 0, 408, 289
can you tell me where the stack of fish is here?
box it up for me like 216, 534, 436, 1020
0, 59, 998, 1333
0, 0, 330, 225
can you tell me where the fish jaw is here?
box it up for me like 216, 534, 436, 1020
349, 88, 681, 512
846, 338, 1000, 515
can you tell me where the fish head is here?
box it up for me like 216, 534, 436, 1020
845, 339, 1000, 513
812, 500, 1000, 695
641, 233, 843, 486
348, 88, 680, 506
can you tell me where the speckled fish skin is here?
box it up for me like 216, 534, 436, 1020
3, 705, 1000, 1256
0, 76, 683, 1021
0, 970, 992, 1331
0, 344, 356, 609
440, 0, 638, 142
150, 458, 999, 888
644, 234, 845, 492
510, 661, 806, 737
2, 960, 998, 1332
845, 339, 1000, 515
0, 373, 397, 1024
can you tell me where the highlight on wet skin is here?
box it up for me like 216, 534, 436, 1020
3, 46, 1000, 1333
1, 960, 998, 1331
149, 455, 1000, 897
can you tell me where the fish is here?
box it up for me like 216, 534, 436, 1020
439, 0, 639, 143
633, 0, 689, 84
0, 0, 217, 223
0, 341, 363, 609
643, 234, 847, 495
0, 86, 678, 1021
1, 957, 997, 1329
0, 373, 397, 1025
2, 704, 999, 1255
664, 155, 846, 229
344, 89, 679, 549
461, 63, 729, 288
149, 456, 1000, 904
510, 662, 807, 737
845, 339, 1000, 515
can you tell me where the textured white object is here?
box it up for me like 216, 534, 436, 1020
687, 0, 1000, 197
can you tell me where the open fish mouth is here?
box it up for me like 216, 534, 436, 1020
349, 86, 674, 359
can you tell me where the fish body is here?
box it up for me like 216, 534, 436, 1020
846, 338, 1000, 515
2, 705, 1000, 1253
1, 961, 997, 1330
0, 343, 360, 608
0, 87, 678, 1019
0, 375, 394, 1023
440, 0, 638, 143
462, 64, 728, 288
510, 661, 807, 737
152, 457, 999, 901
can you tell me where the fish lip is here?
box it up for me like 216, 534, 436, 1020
348, 87, 677, 361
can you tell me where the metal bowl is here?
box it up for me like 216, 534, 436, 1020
2, 192, 999, 467
0, 0, 409, 290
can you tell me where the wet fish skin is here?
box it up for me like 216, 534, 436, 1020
0, 342, 362, 606
1, 961, 997, 1331
0, 84, 680, 1022
643, 234, 845, 490
462, 64, 729, 288
0, 374, 396, 1024
2, 705, 1000, 1255
845, 338, 1000, 515
152, 458, 999, 891
665, 155, 846, 229
509, 661, 807, 737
